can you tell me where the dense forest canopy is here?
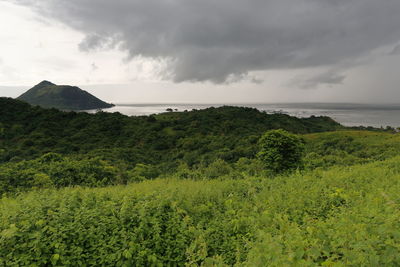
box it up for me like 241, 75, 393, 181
0, 97, 342, 164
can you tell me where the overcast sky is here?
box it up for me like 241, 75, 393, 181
1, 0, 400, 103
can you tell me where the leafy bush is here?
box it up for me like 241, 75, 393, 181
202, 159, 234, 179
0, 179, 257, 266
127, 163, 160, 182
2, 157, 400, 265
257, 129, 304, 173
234, 157, 266, 177
0, 153, 121, 194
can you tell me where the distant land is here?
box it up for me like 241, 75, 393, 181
17, 81, 114, 110
85, 103, 400, 128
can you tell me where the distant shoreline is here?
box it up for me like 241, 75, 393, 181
86, 103, 400, 128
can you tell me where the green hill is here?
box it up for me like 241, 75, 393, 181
0, 97, 343, 167
2, 96, 400, 265
17, 81, 114, 110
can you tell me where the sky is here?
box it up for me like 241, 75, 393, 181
1, 0, 400, 103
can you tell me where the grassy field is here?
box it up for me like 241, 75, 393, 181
2, 155, 400, 266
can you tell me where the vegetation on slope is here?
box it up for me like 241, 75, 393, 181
0, 97, 341, 167
3, 128, 400, 195
17, 81, 114, 110
1, 157, 400, 265
304, 130, 400, 168
2, 98, 400, 194
1, 97, 400, 265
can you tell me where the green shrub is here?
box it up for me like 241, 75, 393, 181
0, 155, 121, 194
202, 159, 234, 179
234, 157, 266, 177
127, 163, 160, 182
257, 129, 304, 173
32, 173, 53, 188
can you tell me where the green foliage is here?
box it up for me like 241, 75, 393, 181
17, 80, 114, 110
3, 96, 400, 265
2, 157, 400, 265
32, 173, 53, 188
304, 130, 400, 168
201, 159, 234, 179
4, 129, 400, 194
234, 157, 266, 177
0, 179, 257, 266
0, 153, 121, 195
0, 97, 342, 170
257, 129, 305, 173
245, 158, 400, 266
127, 163, 160, 182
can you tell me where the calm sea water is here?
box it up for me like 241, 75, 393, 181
88, 103, 400, 128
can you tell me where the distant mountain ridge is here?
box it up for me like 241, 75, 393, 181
17, 81, 114, 110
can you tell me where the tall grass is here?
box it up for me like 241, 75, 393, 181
1, 157, 400, 265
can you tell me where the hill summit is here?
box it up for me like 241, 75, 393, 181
17, 81, 114, 110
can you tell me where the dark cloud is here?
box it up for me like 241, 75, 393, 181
390, 44, 400, 55
79, 34, 119, 52
291, 71, 346, 89
9, 0, 400, 84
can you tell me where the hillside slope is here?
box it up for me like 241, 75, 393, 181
0, 97, 342, 166
17, 81, 114, 110
1, 157, 399, 265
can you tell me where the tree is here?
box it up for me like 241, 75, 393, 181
257, 129, 304, 173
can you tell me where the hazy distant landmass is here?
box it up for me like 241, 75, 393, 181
86, 103, 400, 128
17, 81, 114, 110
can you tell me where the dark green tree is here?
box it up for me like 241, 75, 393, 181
257, 129, 304, 173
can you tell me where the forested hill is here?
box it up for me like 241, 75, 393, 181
0, 97, 342, 166
17, 80, 114, 110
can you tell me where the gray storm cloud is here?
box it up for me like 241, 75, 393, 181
9, 0, 400, 84
290, 71, 347, 89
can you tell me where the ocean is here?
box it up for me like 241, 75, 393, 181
88, 103, 400, 128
